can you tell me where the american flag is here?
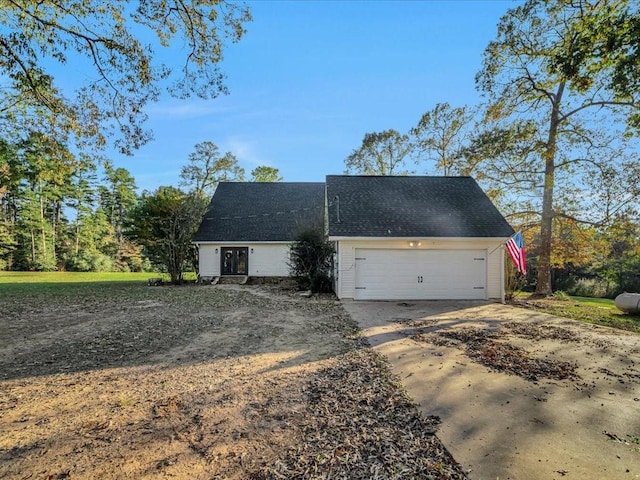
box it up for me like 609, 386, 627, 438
506, 231, 527, 275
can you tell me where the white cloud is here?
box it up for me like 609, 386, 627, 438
223, 136, 269, 168
148, 100, 233, 119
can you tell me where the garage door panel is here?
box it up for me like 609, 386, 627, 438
355, 249, 486, 300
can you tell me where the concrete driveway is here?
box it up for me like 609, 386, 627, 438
342, 300, 640, 480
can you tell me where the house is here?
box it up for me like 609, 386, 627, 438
194, 175, 514, 301
193, 182, 325, 277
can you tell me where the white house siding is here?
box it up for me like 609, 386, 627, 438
249, 243, 291, 276
333, 238, 507, 301
197, 243, 291, 277
199, 244, 221, 276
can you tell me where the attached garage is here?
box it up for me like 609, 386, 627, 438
326, 176, 515, 302
354, 248, 487, 300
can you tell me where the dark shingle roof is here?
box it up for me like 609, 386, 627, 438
326, 175, 514, 238
193, 182, 325, 242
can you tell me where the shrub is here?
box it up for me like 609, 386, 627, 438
565, 277, 611, 298
505, 259, 527, 300
552, 290, 571, 300
289, 226, 334, 293
66, 251, 115, 272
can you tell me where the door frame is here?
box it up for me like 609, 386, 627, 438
220, 246, 249, 275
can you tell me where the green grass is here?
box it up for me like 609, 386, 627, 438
570, 296, 616, 308
0, 271, 151, 299
513, 291, 640, 334
0, 271, 197, 298
0, 271, 154, 284
0, 271, 197, 284
0, 271, 212, 315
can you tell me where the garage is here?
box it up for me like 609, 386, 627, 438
354, 249, 487, 300
327, 176, 515, 301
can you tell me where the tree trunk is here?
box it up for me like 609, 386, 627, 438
535, 83, 565, 296
536, 160, 555, 296
75, 220, 80, 256
40, 195, 47, 262
52, 200, 59, 264
30, 229, 36, 266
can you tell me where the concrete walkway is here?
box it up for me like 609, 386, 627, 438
342, 300, 640, 480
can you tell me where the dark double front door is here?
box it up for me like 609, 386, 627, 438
221, 247, 248, 275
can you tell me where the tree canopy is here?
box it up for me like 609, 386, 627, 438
127, 186, 202, 284
411, 103, 477, 176
179, 141, 245, 197
345, 129, 413, 175
0, 1, 251, 154
250, 166, 282, 182
476, 0, 640, 295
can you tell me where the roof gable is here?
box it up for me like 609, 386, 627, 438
326, 175, 514, 238
193, 182, 325, 242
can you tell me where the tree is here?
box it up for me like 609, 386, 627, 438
597, 216, 640, 296
461, 120, 542, 208
66, 158, 99, 258
250, 166, 282, 182
411, 103, 477, 175
11, 132, 77, 270
127, 186, 202, 283
0, 140, 19, 269
0, 2, 251, 155
179, 141, 245, 197
98, 161, 137, 267
345, 129, 413, 175
476, 0, 640, 296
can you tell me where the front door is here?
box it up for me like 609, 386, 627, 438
221, 247, 249, 275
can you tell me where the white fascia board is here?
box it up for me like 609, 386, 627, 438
193, 240, 291, 245
328, 236, 511, 242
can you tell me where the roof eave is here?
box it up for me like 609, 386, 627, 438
328, 235, 512, 241
193, 240, 292, 245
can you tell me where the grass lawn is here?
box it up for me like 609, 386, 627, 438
0, 271, 197, 297
513, 292, 640, 334
0, 271, 153, 284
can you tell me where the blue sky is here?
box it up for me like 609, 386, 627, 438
108, 1, 517, 192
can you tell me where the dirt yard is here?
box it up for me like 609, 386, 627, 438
0, 282, 465, 479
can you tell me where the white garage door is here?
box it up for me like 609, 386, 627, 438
354, 249, 487, 300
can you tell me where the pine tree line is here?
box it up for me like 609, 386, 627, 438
0, 136, 145, 272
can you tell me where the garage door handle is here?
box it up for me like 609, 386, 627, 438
417, 276, 423, 283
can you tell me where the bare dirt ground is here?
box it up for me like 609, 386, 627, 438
0, 282, 465, 479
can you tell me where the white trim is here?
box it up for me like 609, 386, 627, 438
194, 240, 291, 245
501, 244, 506, 303
334, 238, 506, 300
329, 236, 511, 242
